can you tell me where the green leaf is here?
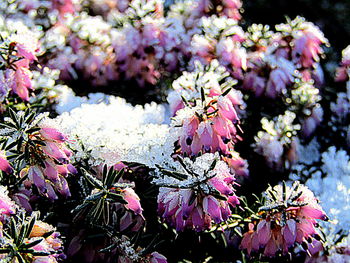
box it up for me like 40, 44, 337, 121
108, 192, 127, 204
16, 253, 26, 263
10, 217, 18, 241
25, 111, 36, 125
25, 214, 36, 239
21, 238, 43, 249
16, 223, 27, 246
82, 169, 103, 189
200, 87, 205, 103
102, 164, 108, 186
71, 202, 92, 214
31, 251, 51, 256
5, 140, 19, 151
8, 108, 20, 129
85, 191, 104, 202
25, 127, 41, 134
221, 87, 232, 97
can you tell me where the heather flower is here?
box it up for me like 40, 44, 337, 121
0, 19, 41, 102
193, 0, 242, 21
289, 81, 323, 137
154, 153, 239, 231
20, 122, 75, 199
149, 252, 168, 263
8, 59, 34, 101
0, 186, 17, 222
243, 53, 296, 98
170, 71, 249, 176
0, 213, 65, 263
167, 60, 242, 116
254, 111, 301, 170
189, 16, 247, 79
335, 45, 350, 82
173, 100, 239, 156
121, 187, 143, 215
240, 182, 328, 258
0, 151, 13, 174
291, 22, 328, 68
300, 105, 323, 138
1, 111, 76, 203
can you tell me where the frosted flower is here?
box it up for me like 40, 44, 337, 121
167, 60, 242, 116
240, 182, 328, 258
300, 105, 323, 138
173, 96, 240, 157
154, 153, 239, 231
0, 150, 13, 174
243, 54, 296, 98
265, 56, 296, 98
335, 45, 350, 82
254, 111, 301, 170
0, 186, 17, 222
291, 21, 328, 68
15, 117, 76, 201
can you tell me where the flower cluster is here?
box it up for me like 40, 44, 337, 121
0, 213, 65, 263
288, 80, 323, 137
254, 111, 300, 170
243, 16, 327, 98
188, 15, 246, 79
170, 64, 248, 176
240, 182, 328, 258
0, 16, 40, 103
167, 60, 244, 116
335, 45, 350, 82
154, 153, 239, 231
0, 185, 17, 222
0, 0, 346, 262
0, 110, 76, 208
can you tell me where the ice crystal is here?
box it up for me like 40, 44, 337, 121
52, 92, 176, 167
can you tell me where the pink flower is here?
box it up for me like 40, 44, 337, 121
292, 23, 328, 68
240, 182, 327, 258
150, 252, 168, 263
266, 68, 293, 98
42, 141, 70, 164
156, 155, 239, 231
121, 188, 143, 215
0, 186, 17, 222
40, 127, 68, 142
301, 106, 323, 138
0, 151, 13, 174
9, 59, 33, 101
17, 124, 75, 201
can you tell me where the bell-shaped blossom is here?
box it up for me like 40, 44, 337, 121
335, 45, 350, 82
0, 151, 13, 174
150, 252, 168, 263
0, 186, 17, 222
18, 122, 75, 202
121, 188, 143, 215
240, 182, 328, 258
301, 106, 323, 138
154, 154, 239, 231
28, 220, 65, 263
254, 111, 301, 170
292, 22, 328, 68
8, 59, 33, 101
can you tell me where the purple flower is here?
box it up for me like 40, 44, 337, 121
156, 154, 239, 231
0, 151, 13, 174
240, 182, 327, 258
